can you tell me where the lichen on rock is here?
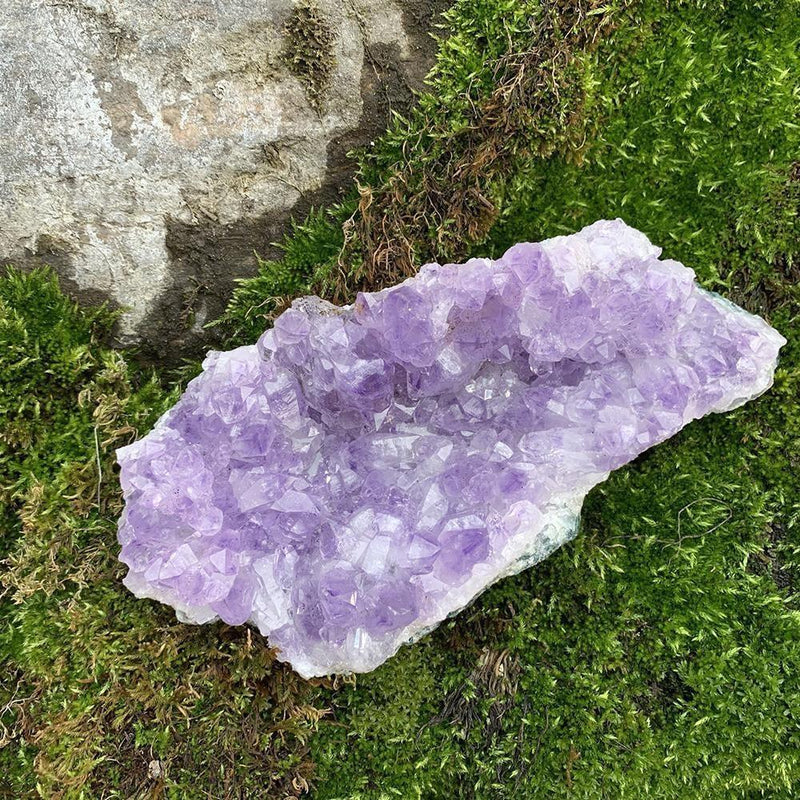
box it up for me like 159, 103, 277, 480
280, 0, 336, 109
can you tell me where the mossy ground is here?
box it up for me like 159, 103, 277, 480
2, 0, 799, 797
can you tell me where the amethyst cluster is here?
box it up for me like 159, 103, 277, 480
116, 219, 785, 677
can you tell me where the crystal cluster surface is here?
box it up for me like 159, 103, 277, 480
116, 219, 785, 678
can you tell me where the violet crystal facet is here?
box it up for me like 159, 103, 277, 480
116, 219, 786, 678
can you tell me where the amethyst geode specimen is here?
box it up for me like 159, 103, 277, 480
117, 219, 785, 677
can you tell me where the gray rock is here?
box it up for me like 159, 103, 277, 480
0, 0, 447, 358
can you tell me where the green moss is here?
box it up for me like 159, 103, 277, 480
485, 0, 799, 287
0, 268, 323, 798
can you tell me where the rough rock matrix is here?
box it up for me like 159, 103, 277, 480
116, 219, 786, 678
0, 0, 445, 353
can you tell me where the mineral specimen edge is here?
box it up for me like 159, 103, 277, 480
116, 219, 787, 679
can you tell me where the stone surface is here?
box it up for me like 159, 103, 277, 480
0, 0, 447, 356
116, 219, 786, 678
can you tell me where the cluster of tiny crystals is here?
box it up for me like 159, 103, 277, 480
116, 220, 785, 677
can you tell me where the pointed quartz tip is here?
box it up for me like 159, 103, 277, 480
116, 218, 786, 678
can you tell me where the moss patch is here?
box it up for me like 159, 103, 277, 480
0, 268, 326, 798
281, 0, 336, 110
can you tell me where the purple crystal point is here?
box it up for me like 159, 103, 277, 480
116, 219, 786, 678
